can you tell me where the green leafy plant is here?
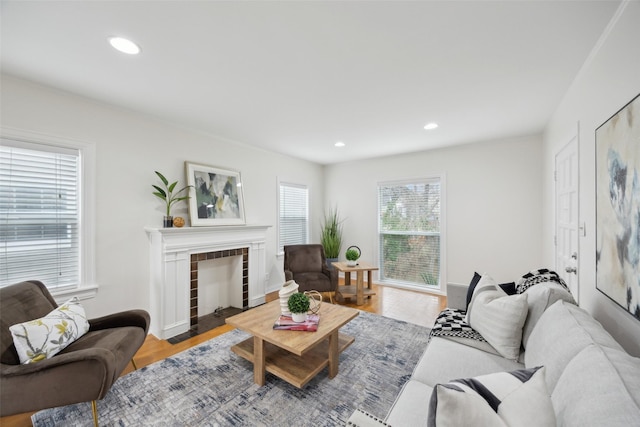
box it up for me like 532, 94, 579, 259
421, 271, 439, 286
152, 171, 192, 216
287, 292, 310, 314
345, 248, 360, 261
321, 206, 343, 259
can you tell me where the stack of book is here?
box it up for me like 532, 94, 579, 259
273, 314, 320, 331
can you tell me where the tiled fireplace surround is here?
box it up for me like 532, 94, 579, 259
189, 248, 248, 328
146, 225, 270, 339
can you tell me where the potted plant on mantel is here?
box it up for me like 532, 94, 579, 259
151, 171, 191, 228
320, 206, 343, 269
287, 292, 310, 323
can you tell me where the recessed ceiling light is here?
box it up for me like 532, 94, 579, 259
108, 36, 141, 55
335, 141, 345, 148
424, 122, 439, 130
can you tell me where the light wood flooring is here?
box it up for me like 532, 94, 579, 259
1, 283, 446, 427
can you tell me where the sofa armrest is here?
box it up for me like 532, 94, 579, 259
347, 409, 392, 427
446, 282, 469, 311
1, 347, 115, 378
284, 270, 293, 281
89, 309, 150, 334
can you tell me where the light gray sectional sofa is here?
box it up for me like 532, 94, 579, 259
348, 277, 640, 427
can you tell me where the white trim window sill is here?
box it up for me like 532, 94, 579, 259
50, 284, 99, 304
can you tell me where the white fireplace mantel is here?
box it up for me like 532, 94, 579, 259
145, 224, 270, 339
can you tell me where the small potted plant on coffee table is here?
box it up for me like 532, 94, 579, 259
287, 292, 310, 323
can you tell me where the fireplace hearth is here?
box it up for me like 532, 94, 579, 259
167, 306, 242, 344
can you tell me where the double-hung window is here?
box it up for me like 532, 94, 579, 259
378, 176, 444, 290
0, 135, 96, 298
278, 182, 309, 253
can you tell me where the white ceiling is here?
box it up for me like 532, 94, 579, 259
0, 1, 620, 165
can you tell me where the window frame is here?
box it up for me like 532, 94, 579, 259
1, 128, 98, 301
376, 174, 447, 294
277, 179, 309, 255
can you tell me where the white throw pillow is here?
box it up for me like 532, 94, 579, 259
428, 366, 556, 427
521, 282, 576, 348
466, 274, 528, 360
9, 297, 90, 364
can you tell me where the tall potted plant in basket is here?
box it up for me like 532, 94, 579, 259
152, 171, 191, 227
321, 207, 343, 268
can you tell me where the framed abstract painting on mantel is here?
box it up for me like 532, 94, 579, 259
185, 162, 246, 226
595, 93, 640, 322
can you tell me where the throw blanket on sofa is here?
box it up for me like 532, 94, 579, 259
515, 268, 570, 294
430, 308, 486, 343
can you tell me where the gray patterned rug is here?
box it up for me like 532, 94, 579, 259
31, 311, 431, 426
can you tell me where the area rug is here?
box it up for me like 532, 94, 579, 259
31, 311, 431, 426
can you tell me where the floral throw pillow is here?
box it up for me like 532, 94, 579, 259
9, 297, 90, 364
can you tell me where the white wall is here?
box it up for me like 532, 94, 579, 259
324, 135, 543, 290
0, 74, 325, 318
542, 2, 640, 356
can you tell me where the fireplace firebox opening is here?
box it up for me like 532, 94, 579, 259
167, 247, 248, 344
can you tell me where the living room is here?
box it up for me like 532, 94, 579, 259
1, 1, 639, 425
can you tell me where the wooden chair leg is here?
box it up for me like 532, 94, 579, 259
131, 358, 138, 370
91, 400, 98, 427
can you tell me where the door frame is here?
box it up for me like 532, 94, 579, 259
554, 122, 580, 304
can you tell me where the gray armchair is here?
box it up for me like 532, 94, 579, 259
283, 244, 338, 302
0, 280, 149, 426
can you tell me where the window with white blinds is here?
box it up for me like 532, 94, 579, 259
378, 177, 442, 289
278, 182, 308, 253
0, 141, 81, 289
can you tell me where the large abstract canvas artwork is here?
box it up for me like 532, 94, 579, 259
185, 162, 246, 226
596, 93, 640, 321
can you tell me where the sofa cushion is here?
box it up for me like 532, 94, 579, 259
521, 282, 576, 348
412, 337, 523, 387
428, 366, 555, 427
385, 379, 433, 427
466, 274, 528, 360
525, 300, 624, 391
551, 344, 640, 427
9, 297, 90, 364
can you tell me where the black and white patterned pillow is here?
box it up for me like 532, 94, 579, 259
428, 366, 555, 427
516, 268, 569, 294
430, 308, 487, 343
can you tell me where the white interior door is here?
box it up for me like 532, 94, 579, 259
555, 133, 580, 303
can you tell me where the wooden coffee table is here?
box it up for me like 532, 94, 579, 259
332, 261, 379, 305
225, 300, 359, 388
